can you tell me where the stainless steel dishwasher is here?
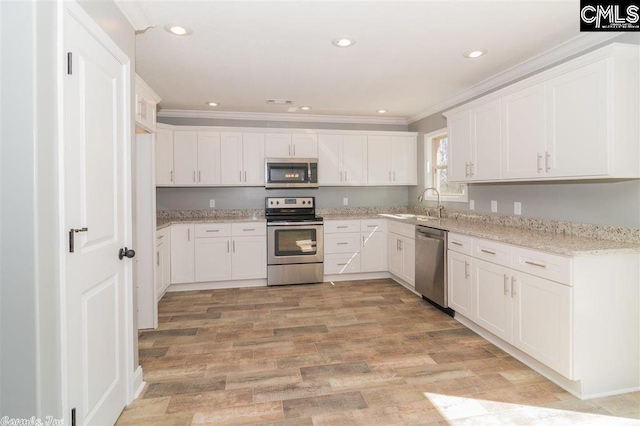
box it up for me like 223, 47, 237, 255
415, 225, 454, 316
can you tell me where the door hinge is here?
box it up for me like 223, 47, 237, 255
71, 408, 76, 426
67, 52, 72, 75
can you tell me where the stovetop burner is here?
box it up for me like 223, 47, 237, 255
265, 197, 322, 223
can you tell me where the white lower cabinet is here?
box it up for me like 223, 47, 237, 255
388, 232, 415, 286
155, 227, 171, 300
323, 219, 387, 275
473, 259, 513, 342
195, 237, 232, 282
361, 231, 387, 272
231, 236, 267, 280
447, 251, 473, 318
170, 225, 195, 284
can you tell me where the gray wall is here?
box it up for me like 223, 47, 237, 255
157, 186, 409, 210
158, 116, 408, 132
409, 34, 640, 229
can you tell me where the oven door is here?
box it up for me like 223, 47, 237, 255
267, 223, 324, 265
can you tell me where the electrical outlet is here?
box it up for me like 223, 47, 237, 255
209, 199, 215, 208
514, 201, 522, 216
469, 200, 475, 210
343, 197, 348, 206
491, 200, 498, 213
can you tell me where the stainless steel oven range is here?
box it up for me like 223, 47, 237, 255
266, 197, 324, 286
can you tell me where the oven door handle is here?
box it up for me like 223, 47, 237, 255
267, 221, 324, 226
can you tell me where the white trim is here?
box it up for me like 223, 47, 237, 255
113, 0, 153, 32
324, 272, 391, 283
422, 128, 468, 203
157, 109, 409, 126
408, 33, 621, 124
167, 279, 268, 292
132, 366, 145, 399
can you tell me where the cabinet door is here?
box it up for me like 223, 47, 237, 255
291, 134, 318, 158
232, 236, 267, 279
318, 135, 343, 185
170, 225, 195, 284
242, 133, 265, 185
155, 128, 174, 185
155, 243, 163, 294
401, 237, 415, 286
470, 100, 501, 180
447, 109, 471, 182
197, 132, 221, 185
545, 59, 608, 178
367, 136, 391, 184
512, 272, 572, 378
220, 132, 244, 185
195, 238, 231, 282
173, 131, 198, 185
391, 136, 416, 184
448, 251, 473, 319
473, 259, 512, 342
501, 84, 546, 179
265, 133, 292, 157
361, 232, 387, 272
342, 135, 367, 185
161, 233, 171, 293
388, 234, 403, 277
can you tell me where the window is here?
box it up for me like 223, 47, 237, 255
423, 129, 468, 202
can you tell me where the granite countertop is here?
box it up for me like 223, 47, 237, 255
322, 213, 640, 256
157, 216, 265, 230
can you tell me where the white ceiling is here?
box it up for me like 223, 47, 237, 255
134, 1, 581, 121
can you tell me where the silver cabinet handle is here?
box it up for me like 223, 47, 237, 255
465, 162, 469, 178
198, 171, 201, 182
545, 151, 551, 172
469, 162, 474, 177
336, 242, 348, 245
363, 235, 365, 244
243, 228, 255, 232
451, 241, 463, 246
345, 171, 348, 181
464, 261, 469, 279
193, 171, 196, 182
396, 239, 400, 250
232, 240, 235, 253
187, 228, 190, 241
393, 171, 396, 182
340, 170, 343, 181
511, 276, 516, 298
366, 225, 377, 228
336, 226, 348, 229
525, 260, 546, 268
170, 170, 173, 182
206, 229, 219, 233
289, 144, 291, 156
337, 263, 348, 266
389, 171, 392, 182
157, 251, 160, 267
227, 240, 230, 253
480, 249, 496, 255
504, 274, 509, 295
293, 144, 296, 156
157, 235, 164, 240
244, 170, 247, 182
537, 153, 543, 173
239, 171, 242, 182
399, 240, 403, 251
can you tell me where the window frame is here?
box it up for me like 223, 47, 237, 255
423, 128, 468, 203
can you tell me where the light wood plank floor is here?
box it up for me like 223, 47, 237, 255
117, 279, 640, 425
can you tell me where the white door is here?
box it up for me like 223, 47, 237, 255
220, 132, 244, 185
242, 133, 265, 185
501, 84, 546, 179
173, 131, 198, 185
470, 100, 501, 180
342, 135, 367, 185
65, 14, 129, 425
448, 251, 473, 318
391, 136, 416, 184
197, 132, 221, 185
318, 135, 343, 184
155, 128, 174, 185
401, 237, 416, 286
388, 234, 403, 277
265, 133, 292, 157
447, 109, 471, 182
170, 225, 195, 283
195, 238, 232, 282
232, 236, 267, 279
361, 232, 387, 272
473, 259, 512, 342
367, 136, 391, 184
291, 134, 318, 158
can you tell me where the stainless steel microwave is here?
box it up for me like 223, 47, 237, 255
265, 158, 319, 189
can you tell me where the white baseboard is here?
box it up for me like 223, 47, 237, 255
323, 271, 391, 282
133, 365, 145, 399
167, 279, 267, 292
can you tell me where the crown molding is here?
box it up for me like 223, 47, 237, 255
407, 33, 621, 124
157, 109, 409, 126
114, 0, 153, 32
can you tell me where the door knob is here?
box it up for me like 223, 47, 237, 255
119, 247, 136, 260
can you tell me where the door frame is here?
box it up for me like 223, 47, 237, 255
58, 2, 137, 422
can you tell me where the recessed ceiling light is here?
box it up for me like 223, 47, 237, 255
206, 102, 219, 107
332, 38, 356, 48
464, 49, 487, 59
300, 106, 311, 111
376, 109, 387, 114
164, 24, 193, 36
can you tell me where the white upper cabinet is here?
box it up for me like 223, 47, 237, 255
197, 132, 221, 185
367, 135, 417, 185
318, 134, 367, 185
155, 127, 174, 185
265, 133, 317, 158
242, 133, 265, 185
220, 132, 265, 186
173, 131, 198, 185
135, 74, 161, 133
220, 132, 244, 185
445, 43, 639, 183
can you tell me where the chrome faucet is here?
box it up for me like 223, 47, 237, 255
418, 187, 444, 219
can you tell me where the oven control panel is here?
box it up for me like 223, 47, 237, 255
266, 197, 314, 208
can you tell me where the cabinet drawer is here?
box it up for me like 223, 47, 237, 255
448, 233, 473, 255
156, 227, 169, 247
325, 233, 361, 254
512, 246, 572, 285
473, 238, 511, 267
325, 253, 361, 274
232, 222, 266, 236
388, 220, 415, 239
324, 220, 360, 234
195, 223, 232, 238
360, 219, 387, 232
